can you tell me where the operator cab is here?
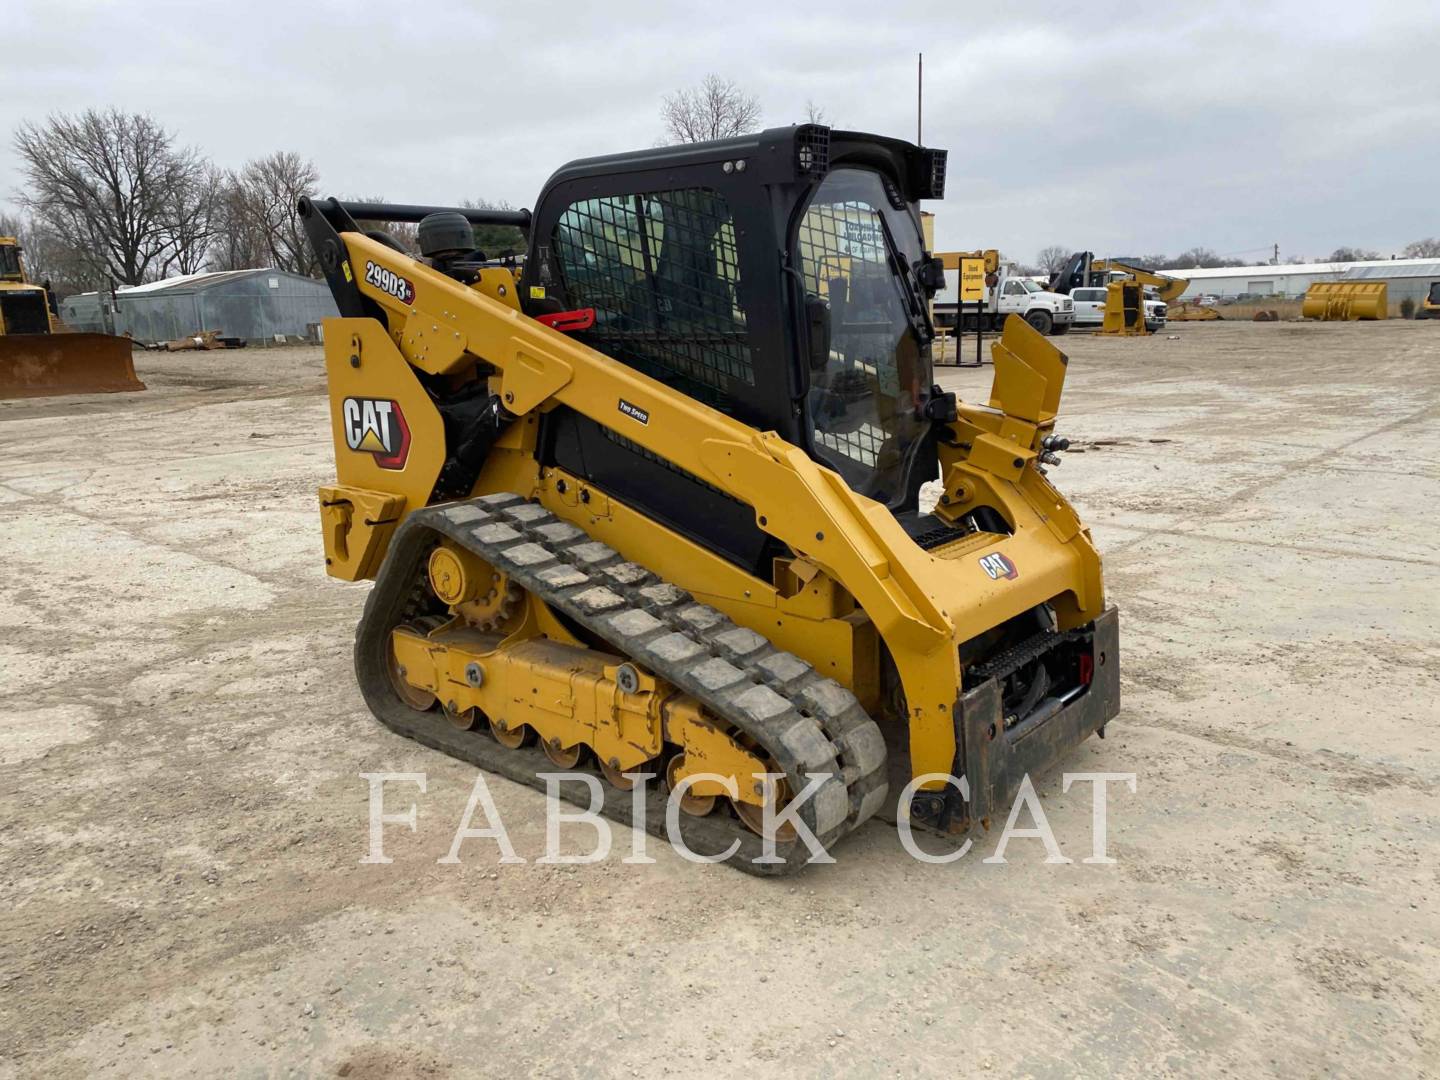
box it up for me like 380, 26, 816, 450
524, 125, 949, 574
0, 242, 23, 282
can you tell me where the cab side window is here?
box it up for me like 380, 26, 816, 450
551, 188, 751, 410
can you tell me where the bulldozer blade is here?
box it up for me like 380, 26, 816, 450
0, 333, 145, 400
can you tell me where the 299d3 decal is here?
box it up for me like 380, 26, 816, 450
363, 260, 415, 305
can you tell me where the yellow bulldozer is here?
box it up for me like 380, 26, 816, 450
1419, 280, 1440, 320
300, 125, 1119, 871
0, 237, 143, 399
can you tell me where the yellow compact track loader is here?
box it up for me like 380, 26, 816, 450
301, 125, 1119, 872
0, 238, 143, 400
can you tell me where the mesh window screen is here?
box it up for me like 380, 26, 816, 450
551, 189, 752, 408
797, 196, 910, 473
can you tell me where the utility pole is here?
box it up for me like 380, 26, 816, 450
917, 53, 923, 144
1272, 242, 1279, 265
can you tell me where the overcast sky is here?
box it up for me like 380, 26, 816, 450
5, 0, 1439, 266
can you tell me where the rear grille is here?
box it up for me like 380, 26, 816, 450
965, 627, 1086, 688
920, 149, 948, 199
795, 125, 830, 178
912, 523, 969, 551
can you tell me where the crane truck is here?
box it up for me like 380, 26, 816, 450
932, 250, 1074, 336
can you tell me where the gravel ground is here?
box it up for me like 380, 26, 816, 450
1, 320, 1436, 1078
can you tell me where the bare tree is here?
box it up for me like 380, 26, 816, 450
1402, 238, 1440, 258
350, 195, 419, 255
461, 197, 526, 257
805, 100, 828, 125
1174, 246, 1224, 268
1327, 246, 1379, 263
161, 164, 223, 275
13, 109, 214, 286
207, 174, 271, 271
230, 151, 321, 275
661, 75, 762, 144
1036, 245, 1071, 275
28, 222, 93, 297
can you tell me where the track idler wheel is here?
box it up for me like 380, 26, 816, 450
387, 619, 442, 712
732, 763, 798, 843
666, 754, 716, 816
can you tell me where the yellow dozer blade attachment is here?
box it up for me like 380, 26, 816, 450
1167, 302, 1222, 321
0, 333, 145, 400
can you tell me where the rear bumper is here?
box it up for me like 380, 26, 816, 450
959, 606, 1120, 825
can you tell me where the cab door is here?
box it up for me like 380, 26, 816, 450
1071, 288, 1104, 325
998, 279, 1028, 315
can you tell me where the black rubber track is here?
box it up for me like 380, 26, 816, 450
353, 493, 889, 875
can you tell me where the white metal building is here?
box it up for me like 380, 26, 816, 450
61, 269, 337, 343
1336, 261, 1440, 310
1168, 257, 1440, 306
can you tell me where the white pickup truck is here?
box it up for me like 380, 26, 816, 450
1068, 286, 1168, 331
933, 268, 1074, 336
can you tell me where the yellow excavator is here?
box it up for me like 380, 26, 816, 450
1051, 252, 1220, 322
301, 125, 1119, 871
0, 237, 143, 399
1089, 258, 1220, 321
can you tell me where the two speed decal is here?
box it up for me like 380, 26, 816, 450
363, 260, 415, 305
342, 397, 410, 470
618, 399, 650, 425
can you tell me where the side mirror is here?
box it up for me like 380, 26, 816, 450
916, 255, 947, 297
923, 384, 957, 423
806, 295, 832, 371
